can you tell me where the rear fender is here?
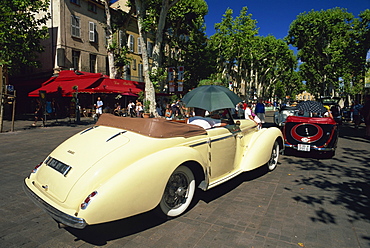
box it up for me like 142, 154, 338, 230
240, 127, 283, 171
78, 146, 207, 225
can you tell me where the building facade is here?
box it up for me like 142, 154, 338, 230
111, 0, 153, 83
296, 91, 315, 101
33, 0, 152, 81
34, 0, 108, 76
9, 0, 154, 115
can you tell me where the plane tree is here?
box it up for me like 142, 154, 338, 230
0, 0, 50, 75
162, 0, 214, 92
209, 7, 297, 100
208, 7, 258, 93
243, 35, 298, 99
286, 7, 370, 97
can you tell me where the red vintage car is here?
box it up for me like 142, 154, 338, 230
283, 115, 338, 158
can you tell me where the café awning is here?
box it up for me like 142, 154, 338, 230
28, 70, 144, 97
80, 77, 144, 95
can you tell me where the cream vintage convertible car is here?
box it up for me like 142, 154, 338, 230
24, 111, 283, 229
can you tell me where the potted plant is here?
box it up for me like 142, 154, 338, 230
143, 99, 151, 118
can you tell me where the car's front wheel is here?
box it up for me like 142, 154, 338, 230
159, 165, 195, 218
266, 140, 279, 171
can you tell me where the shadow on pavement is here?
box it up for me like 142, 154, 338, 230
283, 137, 370, 246
66, 210, 165, 246
65, 166, 270, 246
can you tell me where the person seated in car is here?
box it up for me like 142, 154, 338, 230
187, 107, 227, 129
323, 105, 334, 118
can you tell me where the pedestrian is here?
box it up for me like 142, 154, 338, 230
361, 95, 370, 139
95, 97, 103, 118
242, 100, 247, 110
156, 103, 163, 116
136, 100, 143, 117
113, 103, 122, 116
236, 102, 244, 119
165, 104, 173, 120
171, 101, 180, 118
254, 98, 265, 124
244, 102, 261, 129
352, 100, 363, 129
32, 99, 44, 127
127, 100, 135, 117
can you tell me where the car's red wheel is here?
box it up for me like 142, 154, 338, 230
159, 166, 195, 217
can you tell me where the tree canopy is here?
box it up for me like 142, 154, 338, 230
208, 7, 299, 101
286, 8, 370, 97
0, 0, 50, 75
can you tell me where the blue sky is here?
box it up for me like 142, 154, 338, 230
204, 0, 369, 39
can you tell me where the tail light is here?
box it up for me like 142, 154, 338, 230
81, 191, 98, 210
32, 162, 43, 173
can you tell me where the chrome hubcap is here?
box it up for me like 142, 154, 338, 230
164, 173, 189, 208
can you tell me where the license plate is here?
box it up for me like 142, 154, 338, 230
297, 144, 310, 152
45, 157, 71, 176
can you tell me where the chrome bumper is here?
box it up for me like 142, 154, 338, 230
284, 144, 335, 151
23, 181, 87, 229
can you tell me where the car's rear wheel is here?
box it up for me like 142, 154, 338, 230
266, 141, 279, 171
159, 165, 195, 218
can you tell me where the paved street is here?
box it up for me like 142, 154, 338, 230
0, 113, 369, 247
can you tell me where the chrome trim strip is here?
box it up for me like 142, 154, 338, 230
23, 181, 87, 229
106, 131, 127, 142
80, 126, 97, 135
284, 144, 335, 151
208, 170, 242, 188
189, 134, 234, 147
189, 141, 208, 147
211, 134, 234, 142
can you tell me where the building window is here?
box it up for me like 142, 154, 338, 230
128, 34, 134, 52
137, 38, 141, 54
132, 59, 136, 70
71, 15, 81, 38
138, 64, 143, 82
89, 21, 96, 42
70, 0, 80, 5
88, 2, 97, 13
124, 65, 131, 80
90, 54, 96, 73
72, 50, 80, 70
147, 41, 153, 57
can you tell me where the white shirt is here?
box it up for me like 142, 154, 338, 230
187, 116, 222, 129
244, 107, 253, 120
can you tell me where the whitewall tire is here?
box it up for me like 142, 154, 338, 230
267, 141, 279, 171
159, 165, 195, 217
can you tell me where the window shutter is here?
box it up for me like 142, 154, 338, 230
138, 64, 143, 81
137, 38, 141, 54
128, 35, 134, 52
89, 22, 95, 42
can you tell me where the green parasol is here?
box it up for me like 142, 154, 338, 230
182, 85, 242, 112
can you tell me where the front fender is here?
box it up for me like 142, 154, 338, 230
241, 127, 283, 171
78, 146, 207, 225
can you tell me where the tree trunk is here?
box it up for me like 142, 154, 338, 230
135, 0, 156, 115
135, 0, 180, 116
104, 0, 117, 79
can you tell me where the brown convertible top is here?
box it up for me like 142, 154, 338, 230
95, 113, 207, 138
